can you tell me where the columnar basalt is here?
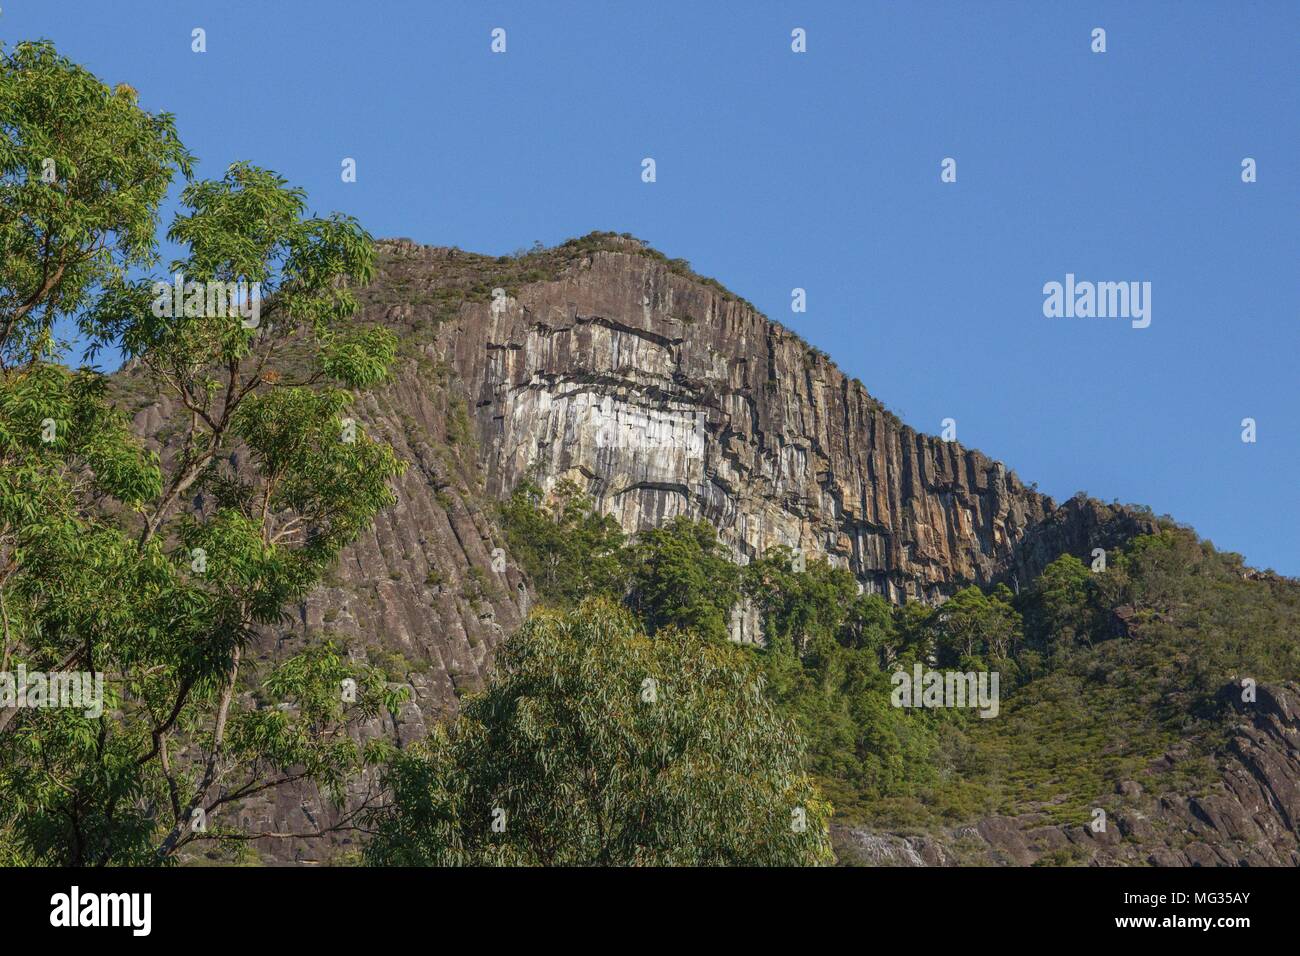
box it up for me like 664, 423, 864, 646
428, 241, 1137, 628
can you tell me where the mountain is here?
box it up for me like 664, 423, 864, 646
115, 232, 1297, 865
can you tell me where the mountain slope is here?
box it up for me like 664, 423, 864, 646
116, 232, 1294, 865
837, 680, 1300, 867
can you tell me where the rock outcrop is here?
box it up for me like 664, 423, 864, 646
1009, 494, 1160, 586
118, 340, 531, 864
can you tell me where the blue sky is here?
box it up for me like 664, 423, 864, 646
6, 1, 1297, 573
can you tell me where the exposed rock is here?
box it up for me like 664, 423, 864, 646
1110, 605, 1139, 639
117, 344, 531, 865
1008, 494, 1159, 586
428, 244, 1153, 638
832, 828, 957, 867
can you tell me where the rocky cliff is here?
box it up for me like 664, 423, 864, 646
118, 232, 1165, 863
119, 322, 533, 864
402, 235, 1152, 628
452, 240, 1053, 616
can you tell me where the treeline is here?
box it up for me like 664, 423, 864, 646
499, 481, 1300, 826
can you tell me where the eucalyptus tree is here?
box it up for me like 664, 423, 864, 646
0, 41, 404, 865
366, 600, 835, 866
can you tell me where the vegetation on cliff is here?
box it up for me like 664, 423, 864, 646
5, 42, 1297, 869
497, 482, 1300, 832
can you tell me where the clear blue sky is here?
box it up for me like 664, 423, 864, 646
6, 1, 1298, 573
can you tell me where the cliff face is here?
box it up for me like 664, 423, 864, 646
121, 342, 533, 864
127, 235, 1156, 655
436, 241, 1066, 617
414, 239, 1154, 629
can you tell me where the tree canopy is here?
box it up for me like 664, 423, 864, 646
365, 600, 834, 866
0, 41, 404, 865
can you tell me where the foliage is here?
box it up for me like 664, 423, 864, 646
497, 486, 1300, 835
626, 516, 740, 643
499, 480, 627, 605
365, 600, 834, 866
745, 549, 859, 656
0, 40, 193, 365
501, 481, 743, 643
0, 42, 404, 864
